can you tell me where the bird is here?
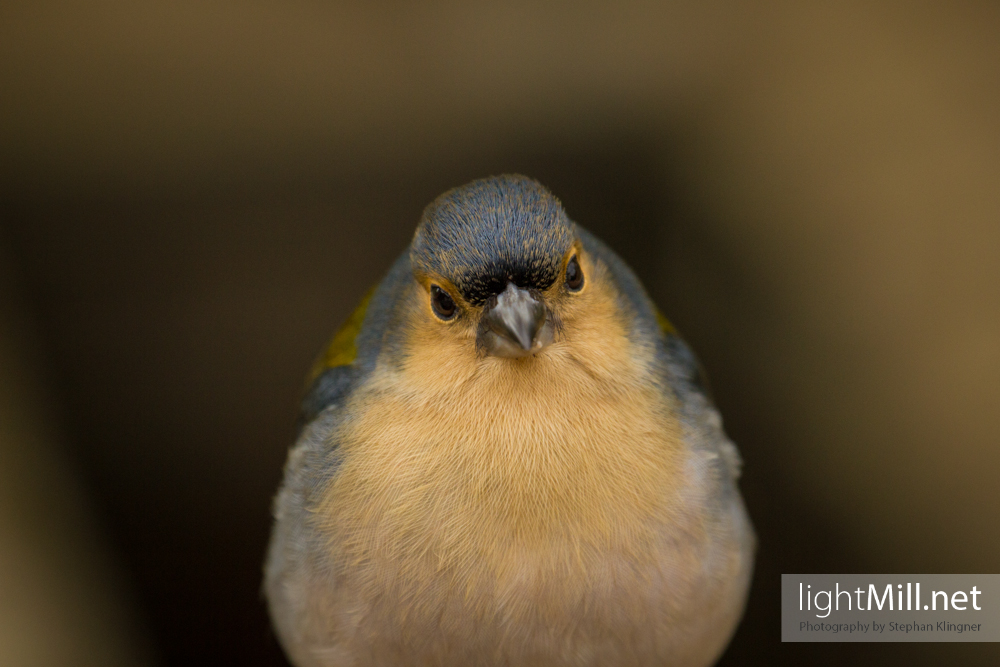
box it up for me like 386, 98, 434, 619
264, 174, 754, 667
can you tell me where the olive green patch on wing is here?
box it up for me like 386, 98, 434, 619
307, 287, 375, 384
655, 308, 677, 336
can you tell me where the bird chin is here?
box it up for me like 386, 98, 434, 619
479, 321, 554, 358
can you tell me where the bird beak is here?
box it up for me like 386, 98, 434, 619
479, 283, 554, 358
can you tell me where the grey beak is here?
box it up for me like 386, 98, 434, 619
479, 283, 554, 358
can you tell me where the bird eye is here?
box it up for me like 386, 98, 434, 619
430, 285, 457, 320
565, 255, 584, 291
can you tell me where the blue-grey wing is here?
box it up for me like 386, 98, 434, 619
266, 249, 414, 660
576, 224, 743, 485
264, 403, 346, 665
299, 365, 358, 433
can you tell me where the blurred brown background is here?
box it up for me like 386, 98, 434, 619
1, 1, 998, 665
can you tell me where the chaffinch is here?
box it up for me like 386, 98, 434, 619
265, 174, 754, 667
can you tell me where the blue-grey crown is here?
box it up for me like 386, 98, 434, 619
410, 175, 576, 306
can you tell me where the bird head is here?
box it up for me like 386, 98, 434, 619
409, 175, 600, 360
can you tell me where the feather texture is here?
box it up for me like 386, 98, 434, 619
266, 176, 754, 667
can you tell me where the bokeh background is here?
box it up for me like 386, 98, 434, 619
1, 1, 998, 665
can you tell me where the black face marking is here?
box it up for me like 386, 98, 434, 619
457, 260, 559, 305
410, 175, 576, 306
